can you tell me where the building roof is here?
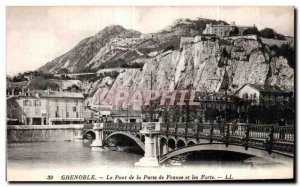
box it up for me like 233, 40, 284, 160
236, 84, 289, 94
7, 81, 29, 88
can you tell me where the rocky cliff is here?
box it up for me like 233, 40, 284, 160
90, 36, 294, 106
36, 18, 294, 106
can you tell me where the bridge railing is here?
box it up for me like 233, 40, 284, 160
248, 124, 270, 139
99, 122, 294, 150
103, 122, 142, 132
272, 126, 294, 143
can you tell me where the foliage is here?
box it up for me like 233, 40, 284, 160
229, 26, 239, 36
242, 27, 259, 36
11, 71, 56, 82
270, 44, 295, 69
12, 74, 27, 82
57, 68, 69, 74
163, 45, 175, 52
247, 104, 294, 124
259, 28, 285, 40
27, 77, 59, 90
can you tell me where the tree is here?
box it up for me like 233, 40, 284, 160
58, 68, 69, 74
270, 44, 295, 69
229, 26, 239, 36
27, 77, 59, 90
259, 28, 285, 40
242, 27, 258, 36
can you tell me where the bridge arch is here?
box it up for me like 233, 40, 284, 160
167, 138, 176, 150
187, 139, 197, 145
83, 130, 96, 140
135, 133, 142, 140
159, 143, 294, 166
160, 136, 168, 155
176, 138, 187, 148
105, 131, 145, 152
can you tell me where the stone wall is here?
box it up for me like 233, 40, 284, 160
7, 125, 84, 142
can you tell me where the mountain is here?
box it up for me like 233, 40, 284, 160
38, 18, 229, 74
38, 25, 142, 73
36, 17, 294, 107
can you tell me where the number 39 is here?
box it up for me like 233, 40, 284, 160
47, 175, 53, 180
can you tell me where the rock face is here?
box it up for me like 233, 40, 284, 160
36, 17, 294, 106
91, 37, 294, 106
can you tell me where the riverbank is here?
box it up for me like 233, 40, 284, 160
7, 125, 84, 142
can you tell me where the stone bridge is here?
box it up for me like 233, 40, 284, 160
83, 122, 294, 167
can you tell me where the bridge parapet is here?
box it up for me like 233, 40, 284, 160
90, 123, 105, 151
162, 123, 294, 154
102, 122, 142, 132
88, 122, 294, 162
135, 122, 161, 167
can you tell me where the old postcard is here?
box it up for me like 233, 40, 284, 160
6, 6, 295, 182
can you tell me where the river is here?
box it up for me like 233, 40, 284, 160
6, 141, 293, 181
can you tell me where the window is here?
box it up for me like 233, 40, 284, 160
34, 100, 41, 107
23, 100, 31, 107
75, 100, 78, 106
245, 93, 248, 99
56, 106, 59, 112
66, 112, 69, 118
73, 107, 77, 112
254, 93, 257, 98
76, 112, 79, 118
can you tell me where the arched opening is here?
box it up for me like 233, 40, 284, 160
135, 134, 141, 139
168, 138, 176, 150
182, 150, 282, 167
141, 135, 145, 143
159, 144, 291, 167
83, 131, 95, 140
177, 139, 186, 148
160, 137, 168, 155
187, 140, 196, 146
105, 133, 144, 155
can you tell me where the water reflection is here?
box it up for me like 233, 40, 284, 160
7, 141, 142, 170
7, 141, 282, 170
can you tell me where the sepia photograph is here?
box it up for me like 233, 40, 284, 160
6, 6, 295, 182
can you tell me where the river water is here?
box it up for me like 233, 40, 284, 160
6, 141, 293, 181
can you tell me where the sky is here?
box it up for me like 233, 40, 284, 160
6, 6, 294, 76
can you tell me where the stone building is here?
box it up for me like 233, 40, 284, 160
7, 89, 85, 125
203, 21, 254, 38
203, 22, 232, 38
235, 84, 291, 105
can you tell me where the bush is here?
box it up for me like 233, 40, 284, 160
229, 26, 239, 36
242, 27, 258, 35
163, 45, 175, 52
259, 28, 285, 40
27, 77, 60, 90
270, 44, 295, 69
58, 68, 69, 74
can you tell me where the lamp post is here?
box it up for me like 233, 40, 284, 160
207, 62, 229, 145
141, 69, 168, 122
